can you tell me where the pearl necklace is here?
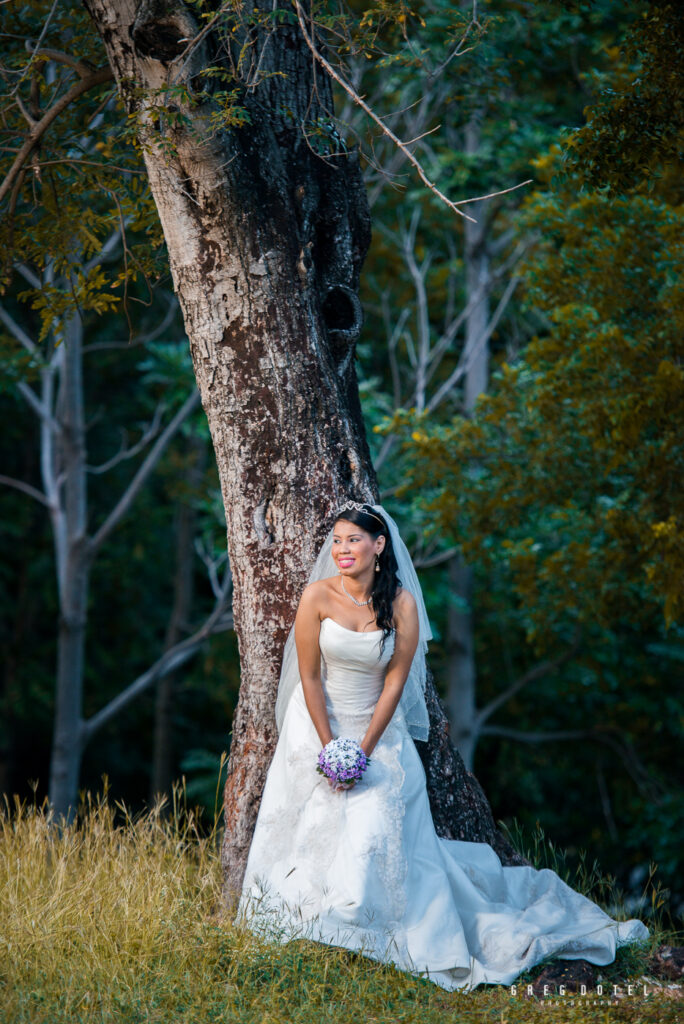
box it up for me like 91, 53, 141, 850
340, 574, 372, 606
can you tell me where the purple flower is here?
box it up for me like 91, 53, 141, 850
316, 738, 370, 785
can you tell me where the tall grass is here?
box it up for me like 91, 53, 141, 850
0, 789, 679, 1024
497, 817, 674, 927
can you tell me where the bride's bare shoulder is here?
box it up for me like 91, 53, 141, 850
300, 577, 338, 605
393, 586, 417, 621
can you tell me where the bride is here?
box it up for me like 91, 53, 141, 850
238, 501, 649, 991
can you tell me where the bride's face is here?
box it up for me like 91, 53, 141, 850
332, 518, 385, 576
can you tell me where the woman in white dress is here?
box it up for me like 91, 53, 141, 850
238, 501, 649, 991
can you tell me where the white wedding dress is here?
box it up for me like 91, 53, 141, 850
238, 617, 649, 990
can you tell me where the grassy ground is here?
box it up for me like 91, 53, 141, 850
1, 790, 680, 1024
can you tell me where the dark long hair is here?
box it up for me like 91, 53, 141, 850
333, 503, 400, 651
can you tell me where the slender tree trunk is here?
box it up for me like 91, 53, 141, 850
446, 558, 477, 769
462, 116, 490, 415
83, 0, 526, 898
444, 114, 490, 774
48, 311, 90, 818
150, 435, 205, 802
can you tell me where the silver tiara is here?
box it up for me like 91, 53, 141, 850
337, 501, 386, 528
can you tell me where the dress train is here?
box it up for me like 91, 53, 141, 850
238, 618, 649, 991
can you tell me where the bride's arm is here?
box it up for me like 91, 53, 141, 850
294, 583, 334, 747
361, 590, 420, 757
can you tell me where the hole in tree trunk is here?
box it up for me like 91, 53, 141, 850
131, 20, 187, 63
321, 285, 363, 343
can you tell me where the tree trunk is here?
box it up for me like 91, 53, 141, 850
83, 0, 526, 898
445, 558, 477, 769
416, 669, 528, 866
150, 435, 205, 803
444, 114, 490, 774
48, 311, 90, 818
462, 116, 490, 415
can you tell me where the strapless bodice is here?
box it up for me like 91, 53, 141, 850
319, 617, 394, 721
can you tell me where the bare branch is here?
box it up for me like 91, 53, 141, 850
0, 473, 50, 506
82, 569, 233, 743
82, 294, 179, 354
31, 49, 96, 80
425, 282, 487, 382
374, 433, 397, 473
195, 539, 231, 600
296, 3, 532, 217
475, 628, 582, 729
402, 208, 432, 412
86, 403, 165, 475
0, 66, 113, 203
293, 1, 477, 223
426, 274, 520, 413
413, 546, 460, 569
7, 86, 36, 128
89, 389, 201, 553
480, 724, 661, 798
16, 380, 60, 432
15, 0, 60, 84
13, 262, 41, 288
0, 301, 38, 355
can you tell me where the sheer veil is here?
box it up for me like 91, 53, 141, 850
274, 504, 432, 741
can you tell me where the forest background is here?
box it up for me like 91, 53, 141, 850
1, 0, 682, 930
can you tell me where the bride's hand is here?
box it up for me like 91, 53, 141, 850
328, 778, 356, 792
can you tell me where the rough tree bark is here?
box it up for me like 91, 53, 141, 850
82, 0, 526, 899
445, 557, 477, 769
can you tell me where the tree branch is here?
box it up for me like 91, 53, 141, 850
413, 545, 460, 569
15, 0, 60, 84
82, 294, 179, 353
89, 389, 201, 553
293, 1, 482, 222
480, 724, 662, 798
0, 66, 113, 203
81, 569, 233, 744
31, 49, 97, 80
0, 473, 50, 506
13, 262, 41, 288
426, 274, 520, 413
475, 628, 582, 730
16, 380, 60, 432
0, 301, 38, 355
195, 539, 230, 601
86, 403, 165, 475
294, 2, 532, 219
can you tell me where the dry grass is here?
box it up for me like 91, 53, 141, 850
1, 788, 680, 1023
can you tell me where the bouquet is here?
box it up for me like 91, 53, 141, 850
317, 738, 369, 789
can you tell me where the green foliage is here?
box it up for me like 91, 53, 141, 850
561, 1, 684, 195
0, 1, 165, 328
387, 182, 683, 634
1, 794, 676, 1023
